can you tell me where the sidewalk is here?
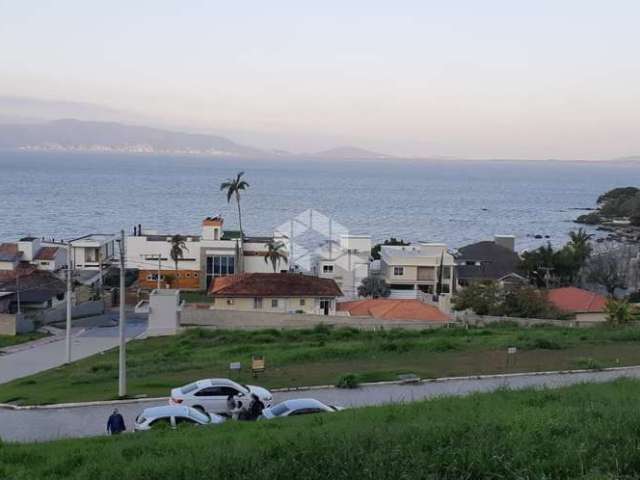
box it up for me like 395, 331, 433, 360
0, 318, 147, 385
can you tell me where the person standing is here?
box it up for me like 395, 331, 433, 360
247, 393, 265, 420
106, 408, 126, 435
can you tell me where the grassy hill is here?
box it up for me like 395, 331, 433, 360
3, 379, 640, 479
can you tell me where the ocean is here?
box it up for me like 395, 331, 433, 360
1, 152, 639, 251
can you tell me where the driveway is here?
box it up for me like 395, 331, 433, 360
0, 313, 147, 385
2, 365, 640, 443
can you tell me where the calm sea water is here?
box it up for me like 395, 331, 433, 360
1, 152, 639, 251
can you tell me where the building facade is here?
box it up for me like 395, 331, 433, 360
126, 216, 289, 290
379, 243, 455, 297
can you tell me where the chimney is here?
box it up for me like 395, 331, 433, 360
138, 224, 142, 236
494, 235, 515, 251
202, 216, 224, 240
17, 237, 41, 261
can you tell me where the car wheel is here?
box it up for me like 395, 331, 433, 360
193, 406, 206, 414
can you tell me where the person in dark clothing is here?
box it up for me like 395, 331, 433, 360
247, 393, 265, 420
106, 408, 126, 435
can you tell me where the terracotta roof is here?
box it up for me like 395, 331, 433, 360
547, 287, 607, 313
34, 246, 60, 261
338, 299, 450, 322
0, 243, 22, 263
209, 273, 342, 298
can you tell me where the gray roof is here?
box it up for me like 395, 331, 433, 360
456, 241, 521, 281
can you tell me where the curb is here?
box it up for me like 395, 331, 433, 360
2, 364, 639, 411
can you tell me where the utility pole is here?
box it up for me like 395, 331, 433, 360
157, 253, 162, 289
65, 242, 72, 364
118, 229, 127, 398
15, 269, 21, 314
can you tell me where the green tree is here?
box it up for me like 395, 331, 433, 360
605, 299, 633, 325
357, 276, 390, 298
264, 240, 288, 272
169, 235, 187, 288
220, 172, 250, 237
452, 281, 502, 316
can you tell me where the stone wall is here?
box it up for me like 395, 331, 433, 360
181, 306, 448, 330
28, 300, 106, 325
0, 313, 34, 335
455, 311, 601, 328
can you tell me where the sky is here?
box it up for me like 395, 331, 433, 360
1, 0, 639, 160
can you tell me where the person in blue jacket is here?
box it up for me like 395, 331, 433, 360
106, 408, 126, 435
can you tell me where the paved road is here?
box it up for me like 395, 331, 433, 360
3, 366, 640, 443
0, 314, 147, 385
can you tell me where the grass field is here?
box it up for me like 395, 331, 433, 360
3, 379, 640, 479
0, 332, 46, 349
3, 323, 640, 405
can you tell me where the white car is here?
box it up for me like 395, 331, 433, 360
260, 398, 343, 419
170, 378, 273, 415
134, 405, 225, 431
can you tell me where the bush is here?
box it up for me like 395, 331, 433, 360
336, 373, 360, 389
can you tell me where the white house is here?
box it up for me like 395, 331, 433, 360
125, 216, 289, 290
311, 234, 371, 299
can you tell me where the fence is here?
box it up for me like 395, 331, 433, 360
25, 300, 106, 325
181, 306, 448, 330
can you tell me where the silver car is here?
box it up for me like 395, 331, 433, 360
170, 378, 273, 415
134, 405, 225, 431
260, 398, 343, 419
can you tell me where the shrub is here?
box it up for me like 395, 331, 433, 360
575, 357, 604, 370
336, 373, 360, 389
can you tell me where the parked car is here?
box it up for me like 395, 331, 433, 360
260, 398, 343, 419
134, 405, 225, 431
169, 378, 273, 415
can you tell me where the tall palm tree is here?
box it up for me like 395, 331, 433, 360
169, 235, 188, 289
264, 240, 288, 272
220, 172, 249, 237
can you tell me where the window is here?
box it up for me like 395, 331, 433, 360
270, 403, 291, 417
299, 299, 305, 306
393, 266, 404, 276
185, 272, 191, 278
194, 272, 199, 278
289, 408, 325, 416
195, 386, 238, 397
149, 417, 171, 427
174, 416, 198, 426
271, 299, 279, 308
323, 264, 334, 273
206, 255, 236, 288
254, 297, 263, 309
181, 383, 199, 395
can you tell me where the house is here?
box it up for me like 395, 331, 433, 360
208, 273, 342, 315
455, 235, 525, 287
0, 265, 66, 314
0, 238, 67, 273
126, 216, 288, 291
311, 234, 371, 299
378, 243, 455, 298
338, 298, 450, 322
547, 287, 608, 322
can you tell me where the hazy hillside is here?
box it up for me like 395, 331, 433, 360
310, 146, 394, 159
0, 119, 266, 156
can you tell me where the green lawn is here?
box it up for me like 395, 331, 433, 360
0, 332, 47, 349
4, 379, 640, 479
3, 323, 640, 405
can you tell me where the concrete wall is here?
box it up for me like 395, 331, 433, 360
456, 311, 602, 328
0, 313, 34, 335
181, 306, 447, 330
30, 300, 105, 325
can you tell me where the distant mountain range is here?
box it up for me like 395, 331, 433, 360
0, 118, 393, 159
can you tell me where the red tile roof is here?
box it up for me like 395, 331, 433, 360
0, 243, 22, 262
338, 299, 450, 322
547, 287, 607, 313
34, 246, 60, 261
209, 273, 342, 298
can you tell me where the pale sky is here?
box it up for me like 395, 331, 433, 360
1, 0, 639, 159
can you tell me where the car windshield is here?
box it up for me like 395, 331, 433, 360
270, 402, 291, 416
188, 408, 210, 424
181, 383, 199, 395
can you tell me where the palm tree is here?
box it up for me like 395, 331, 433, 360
569, 228, 594, 262
220, 172, 249, 237
169, 235, 188, 289
264, 240, 288, 272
